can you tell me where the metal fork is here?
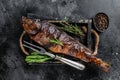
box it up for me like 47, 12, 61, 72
23, 41, 85, 70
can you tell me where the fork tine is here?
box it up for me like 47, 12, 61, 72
23, 44, 42, 54
23, 41, 46, 52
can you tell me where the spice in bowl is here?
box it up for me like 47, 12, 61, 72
93, 13, 109, 32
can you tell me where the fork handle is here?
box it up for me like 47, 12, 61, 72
45, 52, 85, 70
55, 55, 85, 70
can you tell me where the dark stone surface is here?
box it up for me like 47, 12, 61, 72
0, 0, 120, 80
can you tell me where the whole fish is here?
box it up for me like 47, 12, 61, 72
21, 17, 110, 72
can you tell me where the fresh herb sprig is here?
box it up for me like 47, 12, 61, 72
57, 17, 84, 36
49, 38, 63, 46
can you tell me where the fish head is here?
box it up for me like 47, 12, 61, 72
21, 16, 41, 35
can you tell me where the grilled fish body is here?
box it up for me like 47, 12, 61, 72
22, 17, 110, 72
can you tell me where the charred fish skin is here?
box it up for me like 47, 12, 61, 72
22, 16, 110, 72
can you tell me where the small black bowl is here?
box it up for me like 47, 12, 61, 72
93, 13, 109, 32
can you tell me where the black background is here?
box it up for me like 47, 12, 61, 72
0, 0, 120, 80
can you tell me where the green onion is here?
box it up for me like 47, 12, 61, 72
25, 52, 53, 63
25, 57, 52, 63
26, 55, 48, 59
31, 52, 40, 55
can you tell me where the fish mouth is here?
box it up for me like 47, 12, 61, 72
21, 16, 32, 25
21, 16, 27, 24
